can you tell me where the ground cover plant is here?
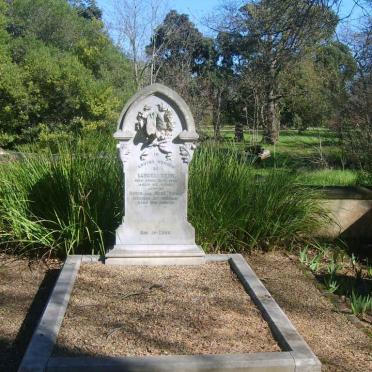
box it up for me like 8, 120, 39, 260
248, 251, 372, 371
0, 139, 328, 257
298, 242, 372, 320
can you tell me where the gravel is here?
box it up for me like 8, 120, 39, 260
55, 262, 280, 357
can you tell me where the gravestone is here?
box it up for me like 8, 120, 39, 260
106, 84, 205, 265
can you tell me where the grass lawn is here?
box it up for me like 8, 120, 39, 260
200, 127, 370, 187
296, 169, 360, 186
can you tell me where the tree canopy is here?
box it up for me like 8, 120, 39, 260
0, 0, 369, 151
0, 0, 134, 148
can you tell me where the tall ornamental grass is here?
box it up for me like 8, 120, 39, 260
0, 140, 328, 257
189, 144, 329, 252
0, 139, 122, 257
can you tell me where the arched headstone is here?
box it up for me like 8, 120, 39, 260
106, 84, 205, 265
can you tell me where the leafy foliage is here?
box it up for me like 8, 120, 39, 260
188, 144, 328, 252
147, 10, 211, 80
281, 42, 356, 130
0, 0, 134, 148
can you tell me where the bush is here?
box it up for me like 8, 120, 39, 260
0, 0, 134, 148
0, 138, 122, 257
0, 140, 328, 257
189, 143, 329, 252
341, 121, 372, 176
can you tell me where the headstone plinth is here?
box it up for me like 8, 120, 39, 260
106, 84, 205, 265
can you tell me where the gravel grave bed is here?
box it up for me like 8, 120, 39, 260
54, 261, 281, 357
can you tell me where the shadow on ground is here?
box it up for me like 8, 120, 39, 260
0, 268, 60, 372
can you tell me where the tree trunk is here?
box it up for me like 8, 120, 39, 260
263, 89, 280, 144
235, 122, 244, 142
262, 56, 280, 144
213, 90, 222, 140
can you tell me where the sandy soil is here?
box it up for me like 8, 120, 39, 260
247, 251, 372, 372
0, 254, 61, 371
55, 262, 280, 357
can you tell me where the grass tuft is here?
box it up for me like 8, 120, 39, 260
189, 143, 329, 252
1, 140, 328, 257
0, 138, 122, 257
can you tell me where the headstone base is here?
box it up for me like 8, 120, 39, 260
105, 245, 205, 266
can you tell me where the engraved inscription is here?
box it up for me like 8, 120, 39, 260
129, 160, 179, 206
140, 230, 171, 235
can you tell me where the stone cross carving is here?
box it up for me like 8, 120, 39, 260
106, 84, 205, 265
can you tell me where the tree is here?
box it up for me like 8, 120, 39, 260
146, 10, 213, 127
218, 0, 338, 144
111, 0, 168, 89
214, 29, 263, 141
0, 0, 134, 148
340, 17, 372, 174
147, 11, 211, 89
69, 0, 103, 20
349, 19, 372, 128
280, 42, 356, 131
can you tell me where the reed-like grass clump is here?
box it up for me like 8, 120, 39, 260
0, 138, 122, 257
0, 140, 327, 257
189, 144, 328, 252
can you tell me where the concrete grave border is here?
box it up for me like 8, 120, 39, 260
18, 254, 321, 372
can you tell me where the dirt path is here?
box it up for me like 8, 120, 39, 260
0, 255, 60, 371
247, 251, 372, 372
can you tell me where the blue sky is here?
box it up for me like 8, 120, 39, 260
168, 0, 221, 14
96, 0, 221, 16
96, 0, 368, 38
96, 0, 221, 34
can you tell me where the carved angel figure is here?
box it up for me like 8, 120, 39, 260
137, 103, 174, 160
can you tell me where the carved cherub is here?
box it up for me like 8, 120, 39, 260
137, 103, 174, 161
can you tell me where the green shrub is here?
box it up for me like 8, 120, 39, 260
0, 141, 328, 257
189, 144, 329, 252
0, 138, 122, 257
0, 0, 134, 148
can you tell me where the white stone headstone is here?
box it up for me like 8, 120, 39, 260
105, 84, 205, 265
